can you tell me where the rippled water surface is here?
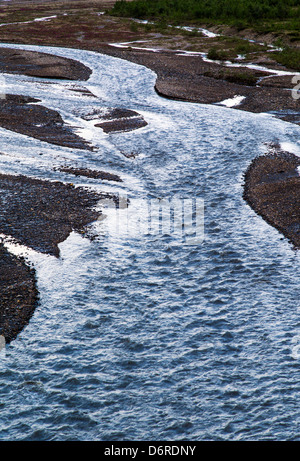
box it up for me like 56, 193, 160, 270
1, 44, 300, 441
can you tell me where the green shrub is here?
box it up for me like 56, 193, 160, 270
224, 71, 257, 85
130, 21, 139, 32
207, 47, 228, 60
110, 0, 299, 23
273, 47, 300, 71
235, 42, 251, 54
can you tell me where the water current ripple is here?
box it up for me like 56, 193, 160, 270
0, 43, 300, 440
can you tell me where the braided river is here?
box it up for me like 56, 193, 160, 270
0, 43, 300, 440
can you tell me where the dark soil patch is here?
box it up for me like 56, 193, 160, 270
238, 87, 300, 115
81, 107, 148, 133
121, 150, 139, 159
68, 86, 97, 97
243, 149, 300, 249
95, 108, 141, 120
96, 116, 147, 133
0, 94, 93, 150
259, 74, 297, 88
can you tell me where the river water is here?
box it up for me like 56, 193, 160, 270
0, 43, 300, 441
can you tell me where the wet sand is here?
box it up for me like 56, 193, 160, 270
81, 107, 148, 134
94, 109, 148, 133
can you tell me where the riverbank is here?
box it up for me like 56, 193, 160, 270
96, 44, 300, 120
0, 245, 39, 344
0, 172, 107, 343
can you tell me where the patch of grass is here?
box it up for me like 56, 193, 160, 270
142, 22, 153, 32
287, 31, 300, 42
207, 47, 228, 60
224, 71, 258, 85
204, 68, 258, 85
206, 37, 267, 61
273, 46, 300, 71
180, 27, 203, 37
130, 21, 139, 32
273, 37, 284, 48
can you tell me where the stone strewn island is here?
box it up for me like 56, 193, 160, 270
0, 94, 94, 150
243, 147, 300, 249
0, 48, 92, 80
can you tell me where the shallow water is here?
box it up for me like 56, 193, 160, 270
0, 43, 300, 441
